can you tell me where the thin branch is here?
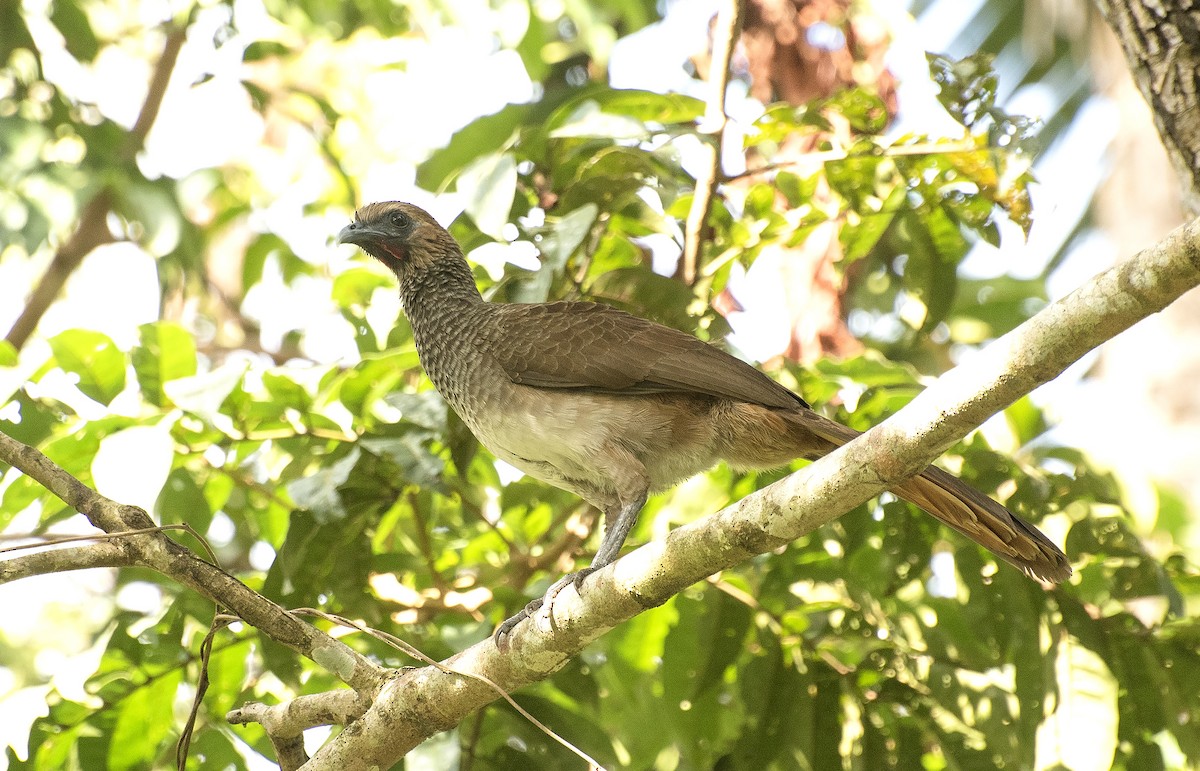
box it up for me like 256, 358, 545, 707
5, 23, 187, 351
0, 524, 212, 583
680, 0, 744, 285
304, 216, 1200, 769
229, 691, 371, 771
177, 614, 233, 771
0, 430, 388, 695
0, 541, 134, 582
722, 139, 982, 182
125, 25, 187, 158
204, 279, 309, 366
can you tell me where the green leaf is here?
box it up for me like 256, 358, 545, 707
156, 467, 213, 532
243, 40, 290, 61
569, 87, 705, 125
163, 361, 246, 422
744, 183, 776, 219
543, 87, 703, 145
823, 87, 890, 134
843, 185, 905, 262
727, 627, 810, 768
243, 232, 290, 289
131, 321, 197, 407
49, 0, 99, 62
775, 171, 818, 208
287, 448, 359, 522
588, 267, 694, 332
458, 152, 517, 239
948, 276, 1046, 341
107, 670, 181, 770
663, 588, 751, 703
0, 340, 17, 367
1003, 396, 1048, 445
241, 79, 270, 111
263, 372, 311, 410
332, 267, 392, 311
359, 435, 444, 490
550, 100, 648, 140
0, 2, 36, 64
926, 52, 999, 129
0, 390, 59, 448
48, 329, 126, 405
510, 204, 597, 302
416, 103, 529, 191
382, 391, 447, 431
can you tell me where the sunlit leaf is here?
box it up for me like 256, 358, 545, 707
416, 103, 529, 191
48, 329, 126, 405
458, 152, 518, 239
131, 321, 197, 407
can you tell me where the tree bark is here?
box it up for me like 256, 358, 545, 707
1094, 0, 1200, 214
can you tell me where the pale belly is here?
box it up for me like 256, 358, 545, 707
458, 385, 725, 501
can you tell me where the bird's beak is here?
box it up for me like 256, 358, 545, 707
337, 222, 385, 249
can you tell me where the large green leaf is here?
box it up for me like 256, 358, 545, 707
416, 103, 530, 191
107, 670, 182, 770
48, 329, 126, 405
130, 321, 197, 407
458, 152, 518, 239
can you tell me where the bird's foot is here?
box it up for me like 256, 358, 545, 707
493, 597, 543, 649
493, 567, 600, 649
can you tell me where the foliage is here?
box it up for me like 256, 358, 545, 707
1, 1, 1198, 770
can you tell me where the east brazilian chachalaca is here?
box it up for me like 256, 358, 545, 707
338, 202, 1071, 643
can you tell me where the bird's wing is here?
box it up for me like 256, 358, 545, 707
478, 302, 807, 409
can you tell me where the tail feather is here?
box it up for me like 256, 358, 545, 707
894, 466, 1071, 582
779, 408, 1071, 582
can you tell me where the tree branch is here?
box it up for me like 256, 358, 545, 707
5, 23, 187, 351
0, 430, 388, 696
305, 216, 1200, 768
0, 540, 134, 582
680, 0, 743, 284
229, 691, 373, 771
1095, 0, 1200, 213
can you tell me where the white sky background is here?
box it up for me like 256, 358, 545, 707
0, 0, 1153, 765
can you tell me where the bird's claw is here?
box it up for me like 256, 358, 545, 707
493, 597, 543, 649
493, 567, 600, 649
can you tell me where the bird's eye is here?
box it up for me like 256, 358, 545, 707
390, 212, 412, 229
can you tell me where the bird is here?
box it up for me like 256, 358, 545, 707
337, 201, 1071, 644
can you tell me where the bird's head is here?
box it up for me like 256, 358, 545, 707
337, 202, 455, 278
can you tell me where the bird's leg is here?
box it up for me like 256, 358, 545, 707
493, 491, 648, 648
571, 491, 648, 589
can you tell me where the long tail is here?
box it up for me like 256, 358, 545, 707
778, 408, 1071, 582
892, 465, 1070, 581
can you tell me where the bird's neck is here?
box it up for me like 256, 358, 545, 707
399, 252, 482, 310
398, 251, 485, 347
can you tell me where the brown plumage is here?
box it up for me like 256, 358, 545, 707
338, 201, 1071, 641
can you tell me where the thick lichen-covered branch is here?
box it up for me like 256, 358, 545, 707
0, 430, 388, 695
